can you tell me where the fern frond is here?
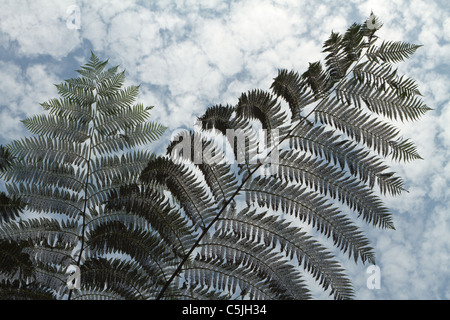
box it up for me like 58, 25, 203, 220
367, 41, 422, 63
197, 158, 237, 205
197, 105, 234, 135
25, 242, 74, 268
141, 156, 217, 229
21, 114, 89, 143
76, 52, 108, 79
93, 121, 166, 155
0, 218, 79, 246
354, 61, 422, 98
0, 18, 428, 301
323, 31, 350, 83
105, 184, 197, 257
0, 145, 14, 172
197, 106, 262, 173
96, 69, 125, 98
217, 208, 359, 299
8, 136, 88, 167
63, 76, 96, 92
0, 192, 25, 223
271, 69, 316, 120
0, 282, 56, 300
32, 262, 71, 297
227, 116, 263, 172
302, 61, 331, 98
315, 97, 400, 156
97, 85, 140, 115
342, 23, 366, 62
245, 176, 394, 231
236, 89, 290, 134
70, 288, 126, 300
0, 240, 34, 285
175, 284, 232, 300
166, 131, 237, 204
389, 137, 423, 162
277, 150, 393, 230
338, 65, 431, 121
94, 103, 151, 137
85, 221, 176, 285
184, 257, 276, 300
90, 150, 153, 188
289, 122, 406, 195
3, 160, 85, 193
189, 234, 312, 300
0, 52, 166, 301
80, 258, 153, 300
6, 183, 83, 219
40, 98, 92, 123
55, 82, 95, 107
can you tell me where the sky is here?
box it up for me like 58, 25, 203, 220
0, 0, 448, 300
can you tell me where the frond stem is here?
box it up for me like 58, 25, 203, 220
67, 95, 96, 300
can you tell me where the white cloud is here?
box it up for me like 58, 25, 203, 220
229, 1, 294, 53
0, 61, 58, 141
0, 62, 24, 106
196, 18, 244, 77
108, 8, 162, 61
0, 0, 81, 59
24, 64, 59, 114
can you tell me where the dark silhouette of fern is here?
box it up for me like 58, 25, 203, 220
112, 14, 429, 300
0, 14, 430, 300
0, 53, 166, 299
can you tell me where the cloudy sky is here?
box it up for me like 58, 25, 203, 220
0, 0, 448, 300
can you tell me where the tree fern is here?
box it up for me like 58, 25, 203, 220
117, 14, 429, 300
366, 41, 422, 64
0, 52, 166, 299
0, 14, 430, 300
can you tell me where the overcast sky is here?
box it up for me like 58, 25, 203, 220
0, 0, 448, 300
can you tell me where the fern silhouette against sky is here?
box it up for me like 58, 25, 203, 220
0, 12, 432, 300
0, 54, 166, 299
